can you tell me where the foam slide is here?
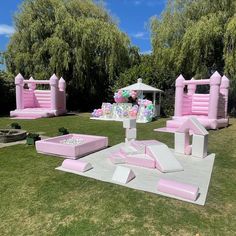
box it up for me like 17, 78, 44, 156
146, 144, 183, 173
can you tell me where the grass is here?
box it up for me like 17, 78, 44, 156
0, 113, 235, 235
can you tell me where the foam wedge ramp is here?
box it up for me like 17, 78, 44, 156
146, 144, 183, 173
112, 166, 135, 184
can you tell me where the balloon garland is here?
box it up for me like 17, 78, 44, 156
91, 90, 155, 121
114, 89, 138, 103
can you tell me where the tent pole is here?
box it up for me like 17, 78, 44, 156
153, 92, 156, 117
159, 92, 161, 116
153, 92, 156, 106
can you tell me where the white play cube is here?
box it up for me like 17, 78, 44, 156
192, 134, 208, 158
123, 118, 136, 129
175, 132, 185, 154
126, 128, 137, 140
175, 132, 190, 154
112, 166, 135, 184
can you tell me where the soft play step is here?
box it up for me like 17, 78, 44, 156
109, 152, 126, 164
166, 120, 183, 128
126, 154, 156, 168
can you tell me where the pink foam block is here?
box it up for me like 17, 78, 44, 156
109, 151, 126, 164
126, 154, 156, 168
62, 159, 93, 172
157, 179, 199, 201
185, 145, 192, 155
129, 140, 162, 153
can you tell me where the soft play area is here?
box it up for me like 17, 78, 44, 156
54, 117, 214, 205
1, 69, 235, 234
91, 78, 163, 123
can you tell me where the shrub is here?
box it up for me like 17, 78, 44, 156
27, 133, 40, 139
10, 122, 21, 129
58, 127, 69, 135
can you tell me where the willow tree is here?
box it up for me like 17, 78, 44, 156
6, 0, 131, 110
151, 0, 236, 113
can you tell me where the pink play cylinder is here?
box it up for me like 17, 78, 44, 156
174, 75, 185, 117
157, 179, 199, 201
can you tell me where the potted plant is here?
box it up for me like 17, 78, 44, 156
26, 133, 41, 145
10, 122, 21, 129
58, 127, 69, 135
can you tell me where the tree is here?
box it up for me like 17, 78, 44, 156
6, 0, 131, 110
151, 0, 236, 113
113, 54, 156, 89
0, 53, 15, 115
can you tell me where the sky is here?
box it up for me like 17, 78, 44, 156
0, 0, 167, 54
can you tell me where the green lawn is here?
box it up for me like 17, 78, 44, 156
0, 114, 235, 235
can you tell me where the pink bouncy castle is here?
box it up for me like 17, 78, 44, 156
10, 73, 66, 119
156, 71, 229, 132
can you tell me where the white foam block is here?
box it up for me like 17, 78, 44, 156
112, 166, 135, 184
109, 153, 126, 164
123, 118, 136, 129
126, 128, 137, 139
192, 134, 208, 158
174, 132, 186, 154
146, 144, 184, 173
175, 132, 191, 155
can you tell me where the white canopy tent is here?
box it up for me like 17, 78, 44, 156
120, 78, 163, 117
